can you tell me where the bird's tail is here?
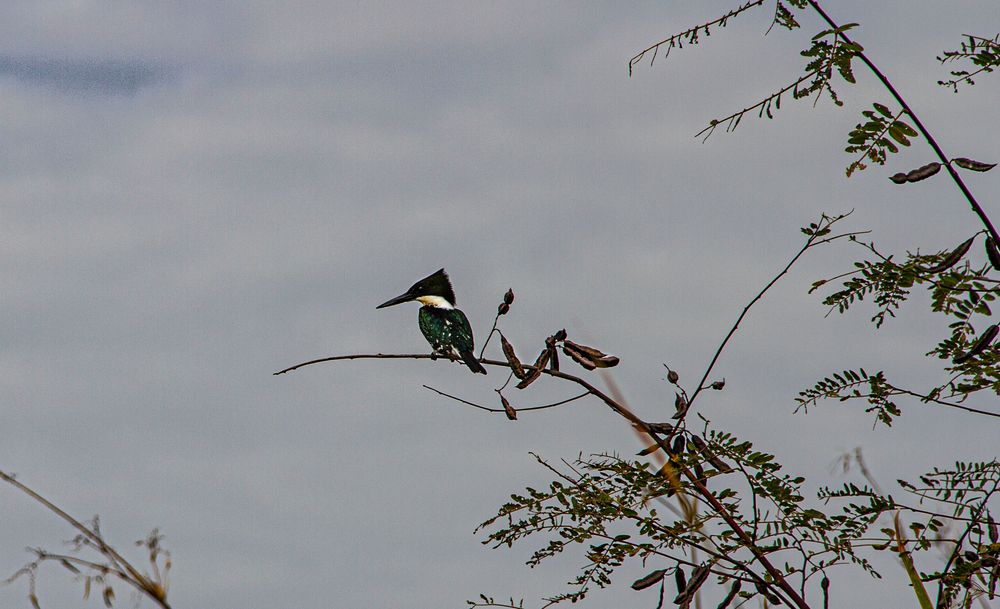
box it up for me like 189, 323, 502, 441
460, 351, 488, 375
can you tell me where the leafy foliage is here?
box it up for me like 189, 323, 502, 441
937, 34, 1000, 92
844, 103, 918, 176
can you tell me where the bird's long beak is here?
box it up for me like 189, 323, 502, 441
376, 291, 415, 309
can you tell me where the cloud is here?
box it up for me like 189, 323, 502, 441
0, 55, 166, 94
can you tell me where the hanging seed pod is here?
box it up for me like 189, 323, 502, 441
500, 394, 517, 420
821, 576, 830, 609
953, 157, 997, 172
532, 346, 550, 372
690, 435, 734, 473
553, 328, 567, 341
986, 238, 1000, 271
562, 343, 597, 370
497, 302, 510, 315
503, 288, 515, 305
547, 343, 560, 371
671, 393, 689, 420
717, 579, 742, 609
674, 567, 687, 596
989, 513, 998, 543
516, 348, 550, 389
673, 565, 711, 605
925, 236, 976, 273
500, 336, 526, 379
710, 379, 726, 390
953, 324, 999, 364
631, 568, 667, 591
889, 162, 942, 184
671, 434, 686, 456
666, 367, 679, 384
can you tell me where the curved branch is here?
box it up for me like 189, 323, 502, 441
422, 385, 589, 414
805, 1, 1000, 246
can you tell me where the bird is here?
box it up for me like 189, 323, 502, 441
376, 268, 487, 374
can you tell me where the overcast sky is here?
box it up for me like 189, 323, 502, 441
1, 2, 998, 608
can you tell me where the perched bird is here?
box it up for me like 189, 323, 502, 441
377, 268, 487, 374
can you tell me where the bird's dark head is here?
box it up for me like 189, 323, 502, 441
376, 268, 457, 309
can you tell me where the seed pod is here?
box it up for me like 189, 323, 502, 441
103, 586, 115, 609
500, 336, 526, 379
953, 324, 999, 364
986, 238, 1000, 271
547, 344, 560, 371
925, 236, 976, 274
497, 302, 510, 315
631, 568, 667, 591
562, 343, 597, 370
693, 462, 706, 485
690, 435, 734, 473
674, 565, 711, 605
666, 367, 679, 384
953, 157, 997, 172
820, 576, 830, 609
564, 340, 607, 359
646, 422, 674, 435
674, 567, 687, 596
989, 513, 998, 543
710, 379, 725, 390
553, 328, 567, 341
671, 393, 689, 420
754, 581, 782, 605
532, 346, 550, 372
717, 579, 742, 609
500, 394, 517, 420
671, 435, 686, 456
890, 162, 942, 184
516, 348, 549, 389
503, 288, 514, 305
964, 550, 979, 562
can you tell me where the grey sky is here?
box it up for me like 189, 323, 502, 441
1, 2, 998, 608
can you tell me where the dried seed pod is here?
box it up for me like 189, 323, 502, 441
986, 238, 1000, 271
953, 324, 999, 364
671, 435, 686, 455
631, 568, 667, 591
666, 367, 679, 384
925, 236, 976, 273
563, 340, 607, 359
596, 355, 620, 367
964, 550, 980, 562
547, 344, 560, 371
500, 335, 526, 379
673, 565, 711, 605
671, 393, 689, 420
890, 162, 942, 184
497, 302, 510, 315
690, 435, 734, 473
503, 288, 515, 305
645, 422, 674, 435
989, 512, 998, 543
710, 379, 725, 390
553, 328, 567, 341
674, 567, 687, 596
953, 157, 997, 172
562, 343, 597, 370
516, 348, 550, 389
500, 394, 517, 420
717, 579, 742, 609
532, 346, 550, 371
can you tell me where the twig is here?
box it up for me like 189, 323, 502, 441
422, 385, 590, 414
805, 0, 1000, 246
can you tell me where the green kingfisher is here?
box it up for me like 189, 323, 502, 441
377, 268, 488, 375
